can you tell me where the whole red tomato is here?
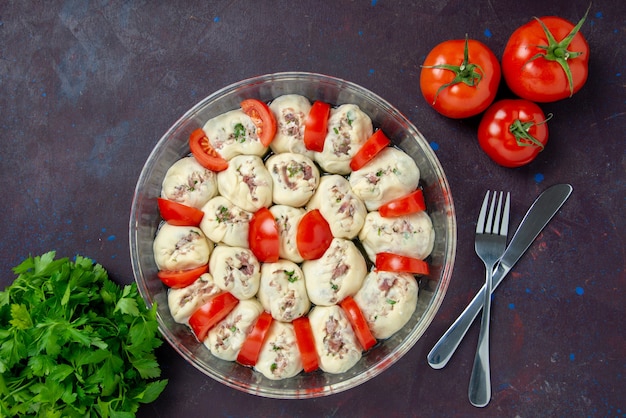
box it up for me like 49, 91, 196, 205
502, 9, 590, 102
420, 37, 501, 119
478, 99, 550, 168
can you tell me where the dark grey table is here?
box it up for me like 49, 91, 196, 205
1, 1, 624, 416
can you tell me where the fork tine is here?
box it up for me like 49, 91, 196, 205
500, 192, 511, 236
485, 191, 497, 233
493, 192, 503, 234
476, 191, 490, 234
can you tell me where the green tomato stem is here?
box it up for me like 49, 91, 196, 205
422, 34, 485, 104
527, 5, 590, 97
509, 113, 553, 149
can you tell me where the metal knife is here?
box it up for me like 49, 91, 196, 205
427, 183, 573, 369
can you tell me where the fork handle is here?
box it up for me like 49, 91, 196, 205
468, 267, 493, 407
427, 278, 488, 369
427, 184, 573, 369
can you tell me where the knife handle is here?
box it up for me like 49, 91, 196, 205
427, 278, 492, 369
427, 184, 572, 369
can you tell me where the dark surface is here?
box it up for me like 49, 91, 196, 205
1, 1, 624, 416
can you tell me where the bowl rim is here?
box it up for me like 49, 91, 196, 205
129, 71, 456, 398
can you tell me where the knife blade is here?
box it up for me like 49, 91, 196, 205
427, 183, 573, 369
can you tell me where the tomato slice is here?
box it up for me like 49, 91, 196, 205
157, 264, 209, 288
303, 101, 331, 152
248, 207, 280, 263
375, 252, 430, 276
296, 209, 333, 260
241, 99, 277, 147
292, 316, 319, 373
188, 292, 239, 341
157, 197, 204, 226
378, 189, 426, 217
339, 296, 377, 351
236, 311, 273, 367
189, 128, 228, 172
349, 129, 391, 171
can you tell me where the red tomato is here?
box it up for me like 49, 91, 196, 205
420, 37, 501, 119
189, 128, 229, 172
502, 10, 590, 102
157, 198, 204, 226
157, 264, 209, 288
188, 292, 239, 341
339, 296, 376, 351
236, 311, 273, 367
248, 207, 279, 263
378, 189, 426, 217
303, 101, 331, 152
478, 99, 550, 168
375, 252, 430, 276
296, 209, 333, 260
292, 317, 319, 373
350, 129, 391, 171
241, 99, 277, 147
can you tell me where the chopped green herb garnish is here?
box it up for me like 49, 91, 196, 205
187, 179, 199, 191
346, 111, 354, 126
216, 205, 230, 223
285, 270, 298, 283
387, 299, 397, 305
233, 123, 246, 142
287, 164, 302, 177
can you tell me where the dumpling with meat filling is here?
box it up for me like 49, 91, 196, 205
153, 223, 212, 271
349, 147, 420, 211
359, 211, 435, 262
269, 94, 313, 158
209, 246, 261, 300
308, 305, 362, 374
167, 273, 222, 324
200, 196, 252, 248
202, 108, 267, 159
254, 321, 302, 380
315, 104, 373, 175
302, 238, 367, 306
206, 299, 264, 361
257, 260, 310, 322
161, 156, 218, 209
353, 271, 418, 339
307, 175, 367, 239
265, 152, 320, 207
269, 205, 305, 263
217, 155, 273, 212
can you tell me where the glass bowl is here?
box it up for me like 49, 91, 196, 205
129, 72, 456, 399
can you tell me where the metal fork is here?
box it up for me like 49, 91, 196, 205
468, 191, 510, 407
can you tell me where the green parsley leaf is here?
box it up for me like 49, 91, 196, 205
9, 304, 32, 330
233, 123, 246, 142
284, 270, 298, 283
0, 252, 167, 416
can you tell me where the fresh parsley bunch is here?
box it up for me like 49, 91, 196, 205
0, 252, 167, 417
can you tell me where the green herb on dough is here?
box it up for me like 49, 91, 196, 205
284, 270, 298, 283
0, 252, 167, 417
233, 123, 246, 142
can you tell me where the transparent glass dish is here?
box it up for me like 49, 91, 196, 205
129, 72, 456, 399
